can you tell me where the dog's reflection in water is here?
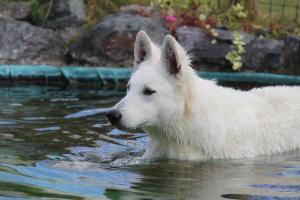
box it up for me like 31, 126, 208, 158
105, 156, 300, 200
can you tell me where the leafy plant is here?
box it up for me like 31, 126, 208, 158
153, 0, 219, 34
218, 3, 247, 30
85, 0, 118, 27
225, 31, 245, 71
29, 0, 53, 25
85, 0, 147, 27
29, 0, 44, 25
150, 0, 190, 10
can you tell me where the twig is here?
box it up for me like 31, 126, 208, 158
44, 0, 54, 23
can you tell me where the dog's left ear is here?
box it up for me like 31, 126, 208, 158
134, 31, 154, 69
161, 35, 185, 77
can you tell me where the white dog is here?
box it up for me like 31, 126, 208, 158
107, 31, 300, 160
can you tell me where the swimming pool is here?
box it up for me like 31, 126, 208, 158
0, 85, 299, 200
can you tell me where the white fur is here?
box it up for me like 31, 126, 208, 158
110, 31, 300, 160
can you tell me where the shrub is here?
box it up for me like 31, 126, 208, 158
225, 32, 245, 71
29, 0, 53, 25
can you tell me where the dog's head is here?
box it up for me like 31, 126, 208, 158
107, 31, 193, 130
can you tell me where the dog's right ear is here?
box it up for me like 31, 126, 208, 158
134, 31, 153, 69
161, 34, 185, 78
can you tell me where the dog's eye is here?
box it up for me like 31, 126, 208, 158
143, 87, 156, 95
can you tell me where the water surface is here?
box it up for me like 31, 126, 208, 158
0, 85, 299, 200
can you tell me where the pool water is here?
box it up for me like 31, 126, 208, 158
0, 85, 299, 200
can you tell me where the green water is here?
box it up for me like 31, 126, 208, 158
0, 85, 299, 200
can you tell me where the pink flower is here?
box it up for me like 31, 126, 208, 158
166, 15, 177, 22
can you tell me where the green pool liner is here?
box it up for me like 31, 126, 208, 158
60, 66, 100, 83
197, 71, 300, 85
1, 64, 300, 86
9, 65, 64, 82
96, 67, 133, 86
0, 65, 10, 80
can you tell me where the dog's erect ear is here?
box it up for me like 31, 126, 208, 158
134, 31, 153, 68
161, 35, 184, 77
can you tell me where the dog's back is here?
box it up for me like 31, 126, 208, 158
212, 85, 300, 158
182, 77, 300, 159
249, 86, 300, 155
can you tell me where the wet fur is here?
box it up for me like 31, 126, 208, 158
110, 31, 300, 160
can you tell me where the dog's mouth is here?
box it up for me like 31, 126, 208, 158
115, 123, 130, 131
116, 125, 143, 134
111, 121, 144, 133
106, 111, 144, 131
107, 120, 135, 131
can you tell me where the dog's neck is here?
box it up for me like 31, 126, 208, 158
143, 94, 197, 147
142, 74, 221, 159
142, 121, 208, 160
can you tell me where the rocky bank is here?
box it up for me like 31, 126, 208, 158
0, 1, 299, 74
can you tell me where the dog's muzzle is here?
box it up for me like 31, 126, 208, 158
106, 109, 122, 126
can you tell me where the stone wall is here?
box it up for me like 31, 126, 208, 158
0, 1, 299, 74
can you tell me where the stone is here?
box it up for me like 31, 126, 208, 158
46, 16, 83, 29
283, 35, 300, 74
120, 4, 154, 16
58, 27, 85, 44
68, 13, 169, 66
0, 17, 65, 65
215, 29, 254, 44
243, 38, 284, 70
176, 26, 287, 71
52, 0, 85, 20
47, 0, 86, 29
0, 1, 30, 20
176, 26, 232, 68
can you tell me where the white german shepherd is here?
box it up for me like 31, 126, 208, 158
107, 31, 300, 160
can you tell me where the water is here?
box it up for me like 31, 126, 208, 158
0, 85, 299, 200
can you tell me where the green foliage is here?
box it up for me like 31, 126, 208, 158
150, 0, 218, 12
225, 32, 245, 71
85, 0, 146, 27
218, 3, 247, 30
12, 0, 299, 39
149, 1, 249, 31
29, 0, 53, 25
85, 0, 118, 27
29, 0, 44, 25
150, 0, 190, 10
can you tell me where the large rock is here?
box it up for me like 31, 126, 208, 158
283, 36, 300, 74
0, 1, 30, 20
68, 13, 169, 66
176, 26, 287, 71
120, 4, 154, 16
243, 38, 284, 70
47, 0, 86, 29
0, 17, 65, 65
215, 29, 254, 44
176, 26, 233, 68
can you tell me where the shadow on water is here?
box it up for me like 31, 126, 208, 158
0, 85, 299, 200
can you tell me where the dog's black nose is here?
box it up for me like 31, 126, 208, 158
106, 109, 122, 125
